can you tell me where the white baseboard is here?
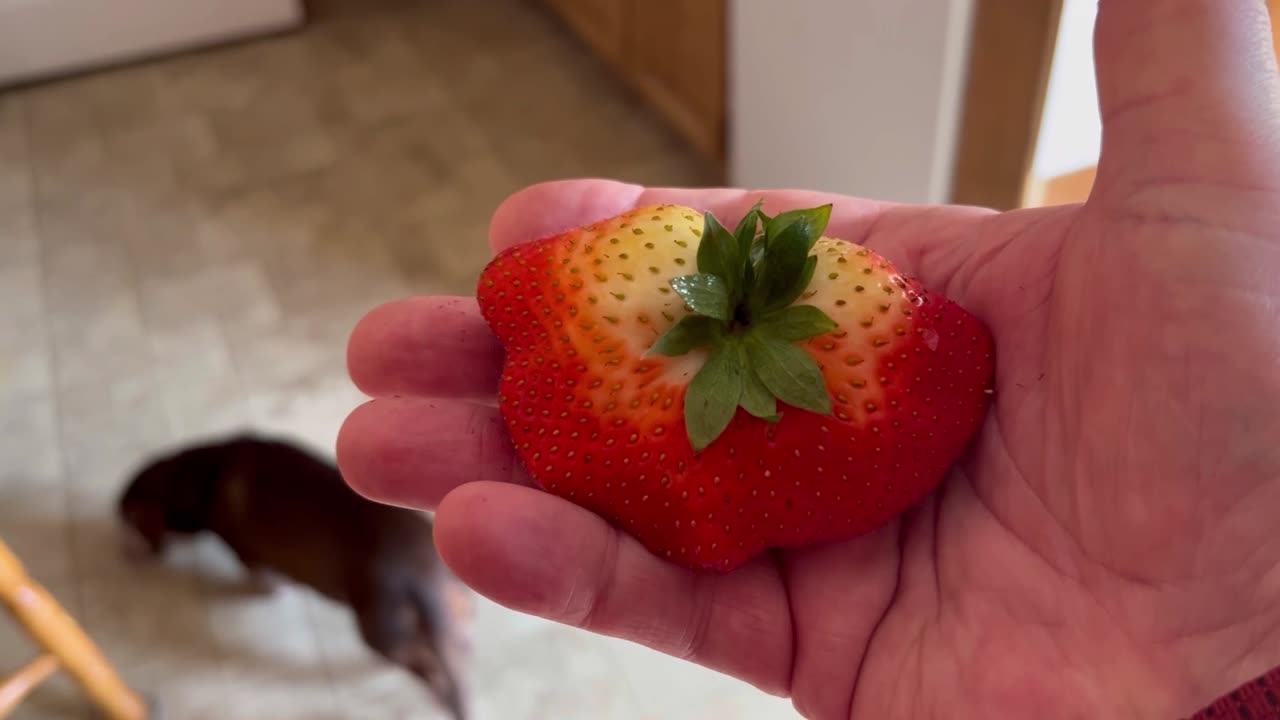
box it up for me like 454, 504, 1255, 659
0, 0, 306, 88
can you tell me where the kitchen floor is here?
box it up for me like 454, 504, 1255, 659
0, 0, 798, 718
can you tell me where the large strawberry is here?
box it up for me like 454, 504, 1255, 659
476, 201, 994, 572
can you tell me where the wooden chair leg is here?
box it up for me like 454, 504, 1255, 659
0, 541, 148, 720
0, 654, 59, 719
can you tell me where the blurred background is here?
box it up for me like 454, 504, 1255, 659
1, 0, 1276, 718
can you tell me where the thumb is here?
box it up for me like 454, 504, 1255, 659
1093, 0, 1280, 198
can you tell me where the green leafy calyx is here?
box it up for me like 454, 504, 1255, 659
649, 200, 837, 452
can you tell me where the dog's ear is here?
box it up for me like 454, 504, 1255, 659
119, 457, 181, 555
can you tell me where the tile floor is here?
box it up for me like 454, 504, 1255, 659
0, 0, 799, 717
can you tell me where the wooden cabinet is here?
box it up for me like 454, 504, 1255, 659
543, 0, 628, 67
625, 0, 725, 164
539, 0, 726, 166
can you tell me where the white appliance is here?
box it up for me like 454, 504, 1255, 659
0, 0, 305, 87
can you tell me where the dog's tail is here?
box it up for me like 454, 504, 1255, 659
405, 579, 468, 720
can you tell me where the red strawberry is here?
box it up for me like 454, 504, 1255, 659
476, 201, 994, 572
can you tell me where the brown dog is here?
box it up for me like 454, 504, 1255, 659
118, 433, 468, 720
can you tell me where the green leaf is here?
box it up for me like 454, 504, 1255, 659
752, 305, 837, 342
749, 232, 767, 267
648, 315, 723, 356
766, 204, 832, 252
744, 334, 833, 415
671, 274, 731, 322
748, 221, 810, 315
695, 212, 741, 300
733, 199, 764, 259
684, 340, 745, 451
759, 254, 818, 314
737, 344, 779, 421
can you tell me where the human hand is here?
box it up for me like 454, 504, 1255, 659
337, 2, 1280, 717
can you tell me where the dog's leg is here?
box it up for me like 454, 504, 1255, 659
351, 582, 467, 720
397, 639, 467, 720
220, 543, 281, 597
245, 567, 284, 596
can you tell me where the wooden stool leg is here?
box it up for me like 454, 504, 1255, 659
0, 542, 147, 720
0, 654, 59, 719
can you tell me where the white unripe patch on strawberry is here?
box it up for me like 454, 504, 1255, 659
557, 211, 711, 388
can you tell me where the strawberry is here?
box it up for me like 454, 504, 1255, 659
476, 201, 994, 572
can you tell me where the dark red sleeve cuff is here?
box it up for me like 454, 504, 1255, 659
1185, 666, 1280, 719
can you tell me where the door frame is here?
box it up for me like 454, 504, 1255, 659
948, 0, 1064, 210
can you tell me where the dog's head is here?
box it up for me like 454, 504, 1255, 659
118, 444, 228, 559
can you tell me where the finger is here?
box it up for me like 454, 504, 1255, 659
433, 481, 795, 696
336, 397, 527, 510
488, 178, 644, 253
347, 296, 504, 399
1094, 0, 1280, 192
780, 526, 901, 720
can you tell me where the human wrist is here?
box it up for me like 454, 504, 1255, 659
1183, 665, 1280, 719
1175, 615, 1280, 718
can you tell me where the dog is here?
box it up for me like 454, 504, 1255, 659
118, 433, 469, 720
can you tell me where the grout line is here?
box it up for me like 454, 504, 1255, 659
17, 92, 86, 625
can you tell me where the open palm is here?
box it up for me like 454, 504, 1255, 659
337, 3, 1280, 718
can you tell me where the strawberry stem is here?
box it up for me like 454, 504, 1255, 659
650, 202, 837, 452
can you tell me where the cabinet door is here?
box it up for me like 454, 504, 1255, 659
544, 0, 628, 67
624, 0, 725, 162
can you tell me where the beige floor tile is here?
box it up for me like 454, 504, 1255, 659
39, 235, 135, 311
21, 105, 147, 211
149, 37, 310, 118
138, 259, 281, 334
0, 207, 38, 267
260, 235, 411, 318
117, 199, 217, 281
163, 372, 254, 440
463, 602, 644, 720
65, 486, 166, 583
56, 378, 173, 492
247, 371, 366, 454
145, 322, 252, 440
224, 312, 350, 394
215, 682, 347, 720
0, 668, 89, 720
0, 95, 31, 215
192, 185, 327, 266
75, 546, 217, 642
146, 319, 235, 384
0, 483, 72, 584
608, 641, 799, 720
0, 258, 44, 335
0, 389, 60, 487
0, 261, 53, 433
47, 291, 155, 390
23, 61, 167, 136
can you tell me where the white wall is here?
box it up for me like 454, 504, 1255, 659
0, 0, 304, 88
727, 0, 975, 204
1032, 0, 1101, 179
